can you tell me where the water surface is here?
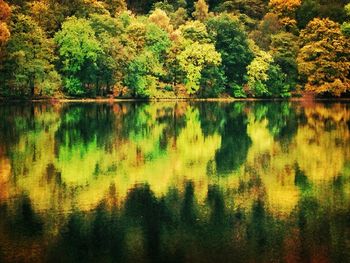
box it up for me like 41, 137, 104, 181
0, 101, 349, 262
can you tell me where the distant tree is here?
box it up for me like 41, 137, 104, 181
297, 18, 350, 96
124, 50, 163, 97
296, 0, 347, 29
341, 3, 350, 37
102, 0, 127, 15
1, 14, 59, 96
264, 64, 290, 97
149, 8, 174, 33
0, 0, 11, 46
215, 0, 267, 20
89, 13, 128, 95
54, 16, 102, 96
295, 0, 319, 28
178, 41, 221, 94
126, 0, 156, 14
249, 12, 282, 50
269, 0, 301, 15
200, 65, 226, 97
192, 0, 209, 22
247, 42, 290, 97
124, 18, 171, 97
170, 7, 188, 28
268, 0, 301, 32
270, 32, 298, 89
246, 47, 273, 97
179, 20, 211, 43
206, 14, 253, 89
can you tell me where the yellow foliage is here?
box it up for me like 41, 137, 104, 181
192, 0, 209, 22
0, 22, 10, 45
0, 0, 10, 46
1, 103, 350, 218
297, 18, 350, 96
269, 0, 301, 13
149, 8, 173, 33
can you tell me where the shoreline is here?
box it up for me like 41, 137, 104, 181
1, 97, 350, 103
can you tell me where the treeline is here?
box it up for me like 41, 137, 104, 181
0, 0, 349, 98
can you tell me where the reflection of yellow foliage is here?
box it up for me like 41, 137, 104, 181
0, 154, 11, 201
246, 117, 299, 215
295, 104, 350, 182
1, 102, 350, 218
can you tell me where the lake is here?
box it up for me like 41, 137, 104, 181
0, 101, 349, 262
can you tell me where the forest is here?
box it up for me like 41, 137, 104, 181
0, 0, 349, 99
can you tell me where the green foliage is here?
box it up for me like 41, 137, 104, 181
265, 64, 290, 98
231, 84, 246, 98
296, 0, 347, 29
1, 0, 349, 99
247, 43, 291, 98
295, 0, 320, 28
124, 51, 163, 97
178, 41, 221, 94
40, 71, 62, 96
200, 65, 226, 97
206, 14, 253, 87
341, 3, 350, 37
179, 20, 211, 43
1, 13, 58, 96
341, 22, 350, 36
247, 48, 273, 97
270, 32, 298, 90
215, 0, 268, 20
145, 23, 171, 55
54, 16, 102, 96
64, 76, 84, 96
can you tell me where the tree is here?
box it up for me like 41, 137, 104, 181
295, 0, 319, 28
341, 3, 350, 37
123, 18, 171, 97
200, 65, 226, 97
145, 22, 171, 56
268, 0, 301, 32
249, 12, 282, 51
177, 40, 221, 94
55, 16, 102, 96
270, 32, 298, 89
247, 41, 291, 97
297, 18, 350, 96
124, 50, 163, 97
192, 0, 209, 22
215, 0, 268, 20
89, 13, 128, 95
102, 0, 127, 15
169, 7, 188, 29
126, 0, 156, 14
264, 64, 290, 97
269, 0, 301, 14
246, 47, 273, 97
0, 0, 11, 46
296, 0, 348, 29
206, 14, 253, 89
1, 14, 59, 96
179, 20, 211, 43
149, 8, 173, 33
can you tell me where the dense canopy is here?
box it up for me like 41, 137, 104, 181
0, 0, 349, 98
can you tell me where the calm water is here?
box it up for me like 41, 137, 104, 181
0, 101, 349, 263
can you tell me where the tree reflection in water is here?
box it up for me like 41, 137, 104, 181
0, 102, 349, 262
